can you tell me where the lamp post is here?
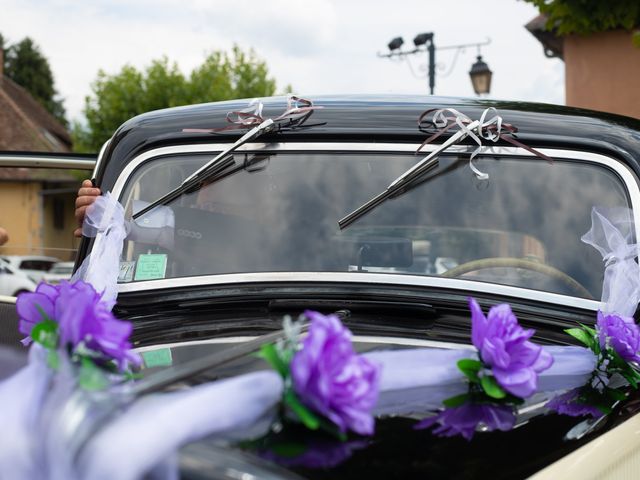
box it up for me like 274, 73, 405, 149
380, 33, 492, 96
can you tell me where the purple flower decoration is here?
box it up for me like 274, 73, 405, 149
291, 310, 381, 435
17, 282, 60, 344
16, 280, 140, 370
469, 298, 553, 398
545, 389, 603, 419
414, 403, 515, 441
597, 311, 640, 363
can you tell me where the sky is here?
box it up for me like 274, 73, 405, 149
0, 0, 565, 123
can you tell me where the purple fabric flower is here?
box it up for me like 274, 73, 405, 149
414, 403, 515, 441
545, 389, 603, 418
16, 280, 140, 370
56, 281, 141, 369
16, 282, 61, 344
291, 310, 381, 435
597, 311, 640, 363
469, 298, 553, 398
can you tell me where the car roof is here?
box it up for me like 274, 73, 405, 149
96, 94, 640, 190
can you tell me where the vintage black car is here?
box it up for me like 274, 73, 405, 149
6, 94, 640, 479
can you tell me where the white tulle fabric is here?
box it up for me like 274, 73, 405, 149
0, 346, 51, 480
581, 207, 640, 316
71, 192, 128, 309
0, 344, 597, 479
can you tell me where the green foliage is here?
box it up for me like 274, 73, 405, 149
1, 35, 67, 126
73, 46, 279, 152
457, 358, 482, 382
522, 0, 640, 36
565, 327, 595, 350
480, 375, 507, 399
31, 319, 58, 350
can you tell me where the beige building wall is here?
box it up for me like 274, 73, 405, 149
0, 181, 42, 256
0, 183, 80, 260
41, 192, 81, 261
564, 30, 640, 119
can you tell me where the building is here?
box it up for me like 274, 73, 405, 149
526, 15, 640, 119
0, 50, 81, 261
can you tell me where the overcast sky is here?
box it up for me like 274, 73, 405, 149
0, 0, 565, 122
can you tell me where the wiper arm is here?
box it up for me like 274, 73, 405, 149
132, 118, 275, 220
338, 120, 479, 230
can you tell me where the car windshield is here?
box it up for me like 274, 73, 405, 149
119, 150, 632, 299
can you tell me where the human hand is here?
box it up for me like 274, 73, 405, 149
74, 179, 101, 238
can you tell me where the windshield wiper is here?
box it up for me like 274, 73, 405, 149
132, 118, 275, 220
338, 120, 480, 230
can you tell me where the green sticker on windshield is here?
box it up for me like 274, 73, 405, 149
134, 254, 167, 281
142, 348, 173, 368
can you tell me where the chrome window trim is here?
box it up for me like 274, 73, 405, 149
118, 271, 602, 310
110, 142, 640, 311
134, 335, 474, 353
92, 137, 112, 179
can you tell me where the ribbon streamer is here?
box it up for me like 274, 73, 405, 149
581, 207, 640, 316
71, 192, 128, 309
417, 107, 553, 180
182, 94, 323, 134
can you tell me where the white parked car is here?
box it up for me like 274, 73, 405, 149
42, 261, 74, 284
0, 259, 36, 297
0, 255, 60, 282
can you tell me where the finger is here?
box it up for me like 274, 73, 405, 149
77, 187, 101, 197
75, 195, 99, 209
81, 179, 93, 188
75, 205, 89, 225
73, 227, 82, 238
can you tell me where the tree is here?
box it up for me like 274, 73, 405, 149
522, 0, 640, 46
1, 35, 67, 126
73, 46, 280, 152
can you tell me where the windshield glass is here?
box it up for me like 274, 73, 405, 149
119, 150, 632, 299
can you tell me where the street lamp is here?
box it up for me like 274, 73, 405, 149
469, 55, 492, 95
388, 37, 404, 51
379, 33, 492, 96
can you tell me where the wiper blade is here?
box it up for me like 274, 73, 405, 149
338, 120, 479, 230
131, 321, 307, 396
132, 118, 275, 220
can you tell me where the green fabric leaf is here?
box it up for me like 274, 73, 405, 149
457, 358, 482, 382
31, 319, 58, 350
443, 393, 470, 408
257, 343, 289, 378
47, 350, 59, 370
565, 328, 594, 350
284, 390, 320, 430
78, 357, 109, 391
632, 31, 640, 49
480, 375, 507, 399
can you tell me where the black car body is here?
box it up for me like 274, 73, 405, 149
76, 95, 640, 479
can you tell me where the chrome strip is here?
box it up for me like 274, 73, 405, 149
92, 138, 112, 179
135, 335, 473, 353
110, 143, 640, 311
119, 271, 602, 311
0, 154, 95, 170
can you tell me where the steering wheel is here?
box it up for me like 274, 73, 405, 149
441, 257, 593, 299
